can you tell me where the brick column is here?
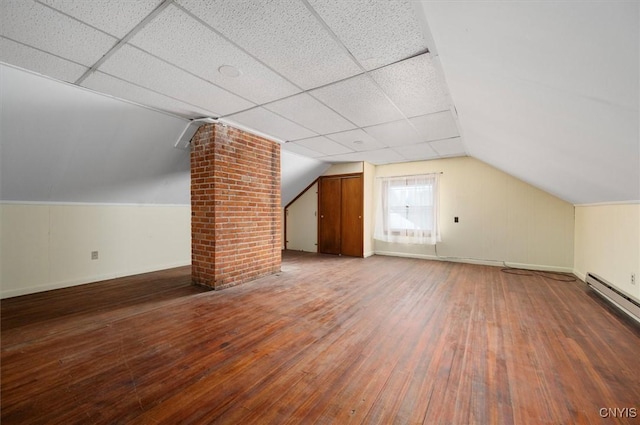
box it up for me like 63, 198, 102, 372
191, 123, 281, 289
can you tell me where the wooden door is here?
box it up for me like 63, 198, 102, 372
340, 176, 363, 257
318, 177, 341, 255
318, 174, 363, 257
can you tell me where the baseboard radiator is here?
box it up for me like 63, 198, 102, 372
586, 273, 640, 323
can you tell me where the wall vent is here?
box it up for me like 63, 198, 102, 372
586, 272, 640, 324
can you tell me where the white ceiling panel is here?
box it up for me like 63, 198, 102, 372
409, 111, 459, 142
326, 128, 386, 152
40, 0, 162, 39
226, 107, 317, 142
307, 0, 427, 71
293, 136, 354, 156
0, 38, 87, 83
311, 74, 404, 127
97, 44, 253, 116
176, 0, 361, 89
324, 148, 406, 164
0, 0, 117, 67
83, 71, 213, 118
429, 137, 466, 157
394, 142, 440, 161
281, 142, 325, 158
130, 5, 299, 104
363, 119, 422, 147
370, 53, 450, 118
265, 93, 355, 135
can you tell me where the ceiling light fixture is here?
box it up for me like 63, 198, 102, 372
218, 65, 241, 78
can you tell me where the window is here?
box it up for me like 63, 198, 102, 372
374, 173, 440, 245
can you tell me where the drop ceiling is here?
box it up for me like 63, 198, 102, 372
0, 0, 463, 166
1, 0, 638, 204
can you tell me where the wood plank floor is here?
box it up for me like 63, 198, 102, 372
2, 252, 639, 424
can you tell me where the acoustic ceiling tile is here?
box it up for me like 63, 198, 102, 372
281, 142, 325, 158
40, 0, 162, 38
0, 0, 117, 66
265, 93, 356, 135
409, 110, 459, 142
393, 142, 440, 161
370, 53, 450, 118
363, 119, 422, 147
82, 71, 213, 118
310, 74, 404, 127
0, 37, 88, 83
98, 44, 253, 116
177, 0, 361, 89
307, 0, 427, 70
293, 136, 353, 156
130, 5, 299, 104
351, 148, 405, 165
430, 137, 467, 157
226, 107, 317, 142
326, 128, 386, 152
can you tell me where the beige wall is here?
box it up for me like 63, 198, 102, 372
323, 162, 363, 176
574, 203, 640, 300
0, 203, 191, 298
363, 162, 375, 257
286, 182, 318, 252
374, 157, 575, 271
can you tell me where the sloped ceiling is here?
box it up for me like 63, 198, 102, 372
1, 0, 638, 205
419, 1, 639, 204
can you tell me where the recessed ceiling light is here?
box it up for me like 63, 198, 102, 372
353, 140, 364, 145
218, 65, 241, 78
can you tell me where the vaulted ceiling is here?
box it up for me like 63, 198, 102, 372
1, 0, 638, 205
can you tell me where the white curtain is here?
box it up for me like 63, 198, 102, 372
374, 173, 440, 245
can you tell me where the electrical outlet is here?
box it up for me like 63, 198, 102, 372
91, 251, 99, 260
632, 273, 636, 285
454, 216, 459, 223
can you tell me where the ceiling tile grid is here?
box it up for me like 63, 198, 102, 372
393, 142, 441, 161
281, 142, 325, 159
130, 4, 300, 105
370, 54, 450, 118
429, 137, 466, 157
39, 0, 162, 39
0, 37, 88, 83
326, 128, 387, 152
307, 0, 427, 71
362, 119, 423, 147
292, 136, 354, 156
328, 148, 406, 165
310, 74, 405, 128
96, 44, 254, 116
265, 93, 356, 135
226, 107, 317, 142
0, 0, 468, 174
176, 0, 362, 90
0, 0, 117, 67
409, 111, 460, 142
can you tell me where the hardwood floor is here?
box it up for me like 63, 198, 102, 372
2, 252, 639, 424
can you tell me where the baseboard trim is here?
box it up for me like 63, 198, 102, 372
373, 250, 573, 273
0, 261, 191, 299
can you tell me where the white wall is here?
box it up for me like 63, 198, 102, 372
363, 162, 375, 257
0, 203, 191, 298
285, 182, 318, 252
574, 203, 640, 300
374, 157, 575, 271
